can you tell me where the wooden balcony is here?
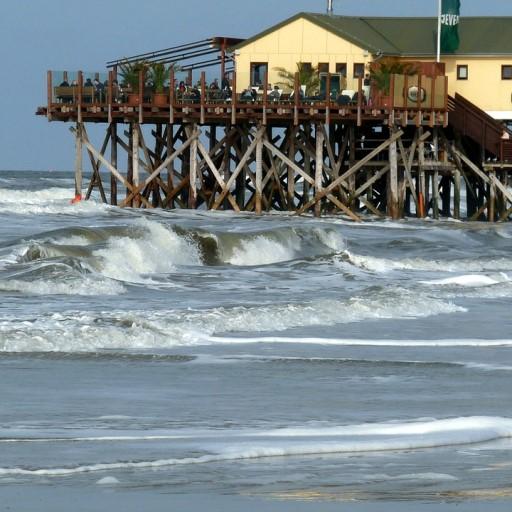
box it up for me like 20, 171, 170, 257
38, 70, 449, 128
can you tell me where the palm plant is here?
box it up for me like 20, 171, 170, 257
150, 62, 180, 93
119, 59, 149, 93
273, 62, 321, 96
369, 57, 418, 95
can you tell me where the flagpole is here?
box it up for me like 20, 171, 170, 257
437, 0, 442, 62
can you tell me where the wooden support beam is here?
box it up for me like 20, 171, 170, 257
287, 127, 297, 210
297, 129, 404, 215
255, 130, 263, 214
132, 124, 140, 207
450, 145, 490, 184
212, 127, 265, 210
387, 130, 399, 219
196, 137, 239, 211
453, 169, 461, 219
489, 170, 496, 221
70, 126, 152, 208
262, 139, 315, 186
490, 174, 512, 220
432, 170, 439, 219
111, 123, 118, 205
118, 131, 196, 208
84, 125, 109, 203
231, 71, 237, 125
326, 193, 361, 221
314, 124, 324, 217
417, 127, 426, 217
166, 125, 174, 208
189, 125, 198, 208
74, 122, 83, 199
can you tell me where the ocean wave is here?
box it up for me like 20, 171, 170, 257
343, 251, 512, 273
461, 362, 512, 372
91, 219, 201, 282
0, 187, 111, 215
0, 287, 465, 351
208, 336, 512, 347
3, 243, 126, 296
196, 225, 345, 266
1, 416, 510, 476
0, 276, 124, 296
419, 273, 511, 287
226, 235, 301, 266
5, 221, 347, 289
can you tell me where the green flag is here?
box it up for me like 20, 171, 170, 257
440, 0, 461, 52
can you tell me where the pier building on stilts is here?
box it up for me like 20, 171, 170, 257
36, 13, 512, 221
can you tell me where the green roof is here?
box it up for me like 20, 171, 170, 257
234, 13, 512, 57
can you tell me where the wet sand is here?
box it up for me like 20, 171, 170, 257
2, 486, 512, 512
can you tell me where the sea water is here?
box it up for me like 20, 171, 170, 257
1, 170, 512, 510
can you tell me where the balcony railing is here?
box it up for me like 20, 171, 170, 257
45, 69, 448, 126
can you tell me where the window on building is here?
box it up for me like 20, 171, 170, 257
318, 62, 329, 73
457, 65, 468, 80
250, 63, 268, 86
502, 65, 512, 80
301, 62, 312, 74
353, 63, 365, 78
335, 63, 347, 76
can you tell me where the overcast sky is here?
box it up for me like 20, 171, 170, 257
0, 0, 509, 171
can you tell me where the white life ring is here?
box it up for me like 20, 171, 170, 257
407, 86, 426, 103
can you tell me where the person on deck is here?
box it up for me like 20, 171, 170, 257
221, 73, 230, 91
363, 73, 371, 102
93, 78, 105, 102
221, 73, 231, 99
269, 85, 281, 101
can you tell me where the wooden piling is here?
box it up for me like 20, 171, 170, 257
489, 170, 496, 221
315, 124, 324, 217
110, 122, 117, 205
74, 122, 83, 199
189, 125, 198, 209
453, 169, 461, 219
132, 124, 140, 207
417, 127, 426, 218
255, 129, 263, 214
388, 129, 399, 219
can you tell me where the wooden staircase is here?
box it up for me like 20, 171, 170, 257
448, 93, 512, 162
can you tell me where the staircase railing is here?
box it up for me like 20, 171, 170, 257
449, 93, 512, 161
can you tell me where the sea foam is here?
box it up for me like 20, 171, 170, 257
344, 251, 512, 273
0, 288, 465, 352
0, 187, 109, 215
420, 273, 510, 287
0, 416, 510, 477
93, 219, 201, 282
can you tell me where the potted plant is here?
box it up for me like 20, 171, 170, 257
273, 62, 321, 98
119, 59, 149, 105
369, 57, 417, 108
149, 62, 180, 106
150, 62, 169, 106
370, 57, 418, 107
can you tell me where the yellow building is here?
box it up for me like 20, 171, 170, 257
233, 12, 512, 120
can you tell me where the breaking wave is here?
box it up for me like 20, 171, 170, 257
1, 416, 511, 476
0, 287, 465, 351
0, 219, 349, 293
343, 251, 512, 273
0, 187, 109, 215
